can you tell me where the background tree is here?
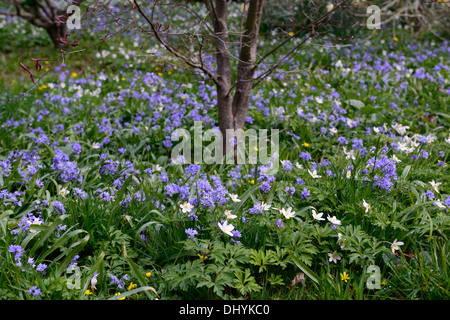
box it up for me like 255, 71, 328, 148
0, 0, 77, 50
110, 0, 356, 153
14, 0, 448, 152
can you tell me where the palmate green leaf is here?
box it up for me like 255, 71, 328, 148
249, 249, 267, 273
348, 252, 362, 265
166, 260, 205, 292
198, 265, 236, 298
196, 274, 213, 290
267, 273, 285, 286
210, 242, 251, 266
233, 268, 262, 295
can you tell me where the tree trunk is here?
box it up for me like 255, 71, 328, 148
204, 0, 264, 157
231, 0, 264, 131
45, 23, 67, 50
204, 0, 234, 155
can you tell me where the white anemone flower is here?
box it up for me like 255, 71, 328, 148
180, 201, 194, 213
261, 202, 271, 211
337, 233, 346, 249
343, 147, 356, 160
392, 123, 410, 135
218, 220, 235, 236
426, 135, 437, 144
312, 209, 325, 221
362, 199, 372, 213
59, 187, 70, 198
391, 239, 404, 254
27, 217, 44, 233
392, 155, 402, 163
224, 210, 237, 220
329, 127, 338, 135
91, 142, 102, 149
326, 3, 334, 12
429, 180, 442, 193
434, 200, 446, 209
346, 170, 352, 179
228, 194, 241, 202
308, 169, 322, 179
328, 251, 341, 264
327, 215, 341, 225
90, 272, 99, 290
280, 207, 295, 219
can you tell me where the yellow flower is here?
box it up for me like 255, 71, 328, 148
381, 279, 388, 285
340, 272, 350, 283
115, 292, 126, 300
253, 146, 259, 152
85, 289, 94, 295
45, 67, 49, 72
146, 272, 152, 278
121, 77, 126, 81
393, 36, 399, 42
72, 72, 78, 78
157, 72, 163, 77
249, 179, 255, 184
155, 67, 160, 71
198, 254, 208, 260
168, 71, 172, 75
303, 142, 310, 147
44, 61, 49, 65
128, 282, 137, 291
288, 32, 294, 36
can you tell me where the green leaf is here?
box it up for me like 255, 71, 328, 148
348, 99, 365, 110
123, 242, 154, 299
108, 286, 159, 300
39, 229, 88, 261
233, 268, 261, 295
56, 233, 90, 277
27, 214, 69, 255
401, 165, 411, 180
79, 251, 105, 299
289, 252, 319, 284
